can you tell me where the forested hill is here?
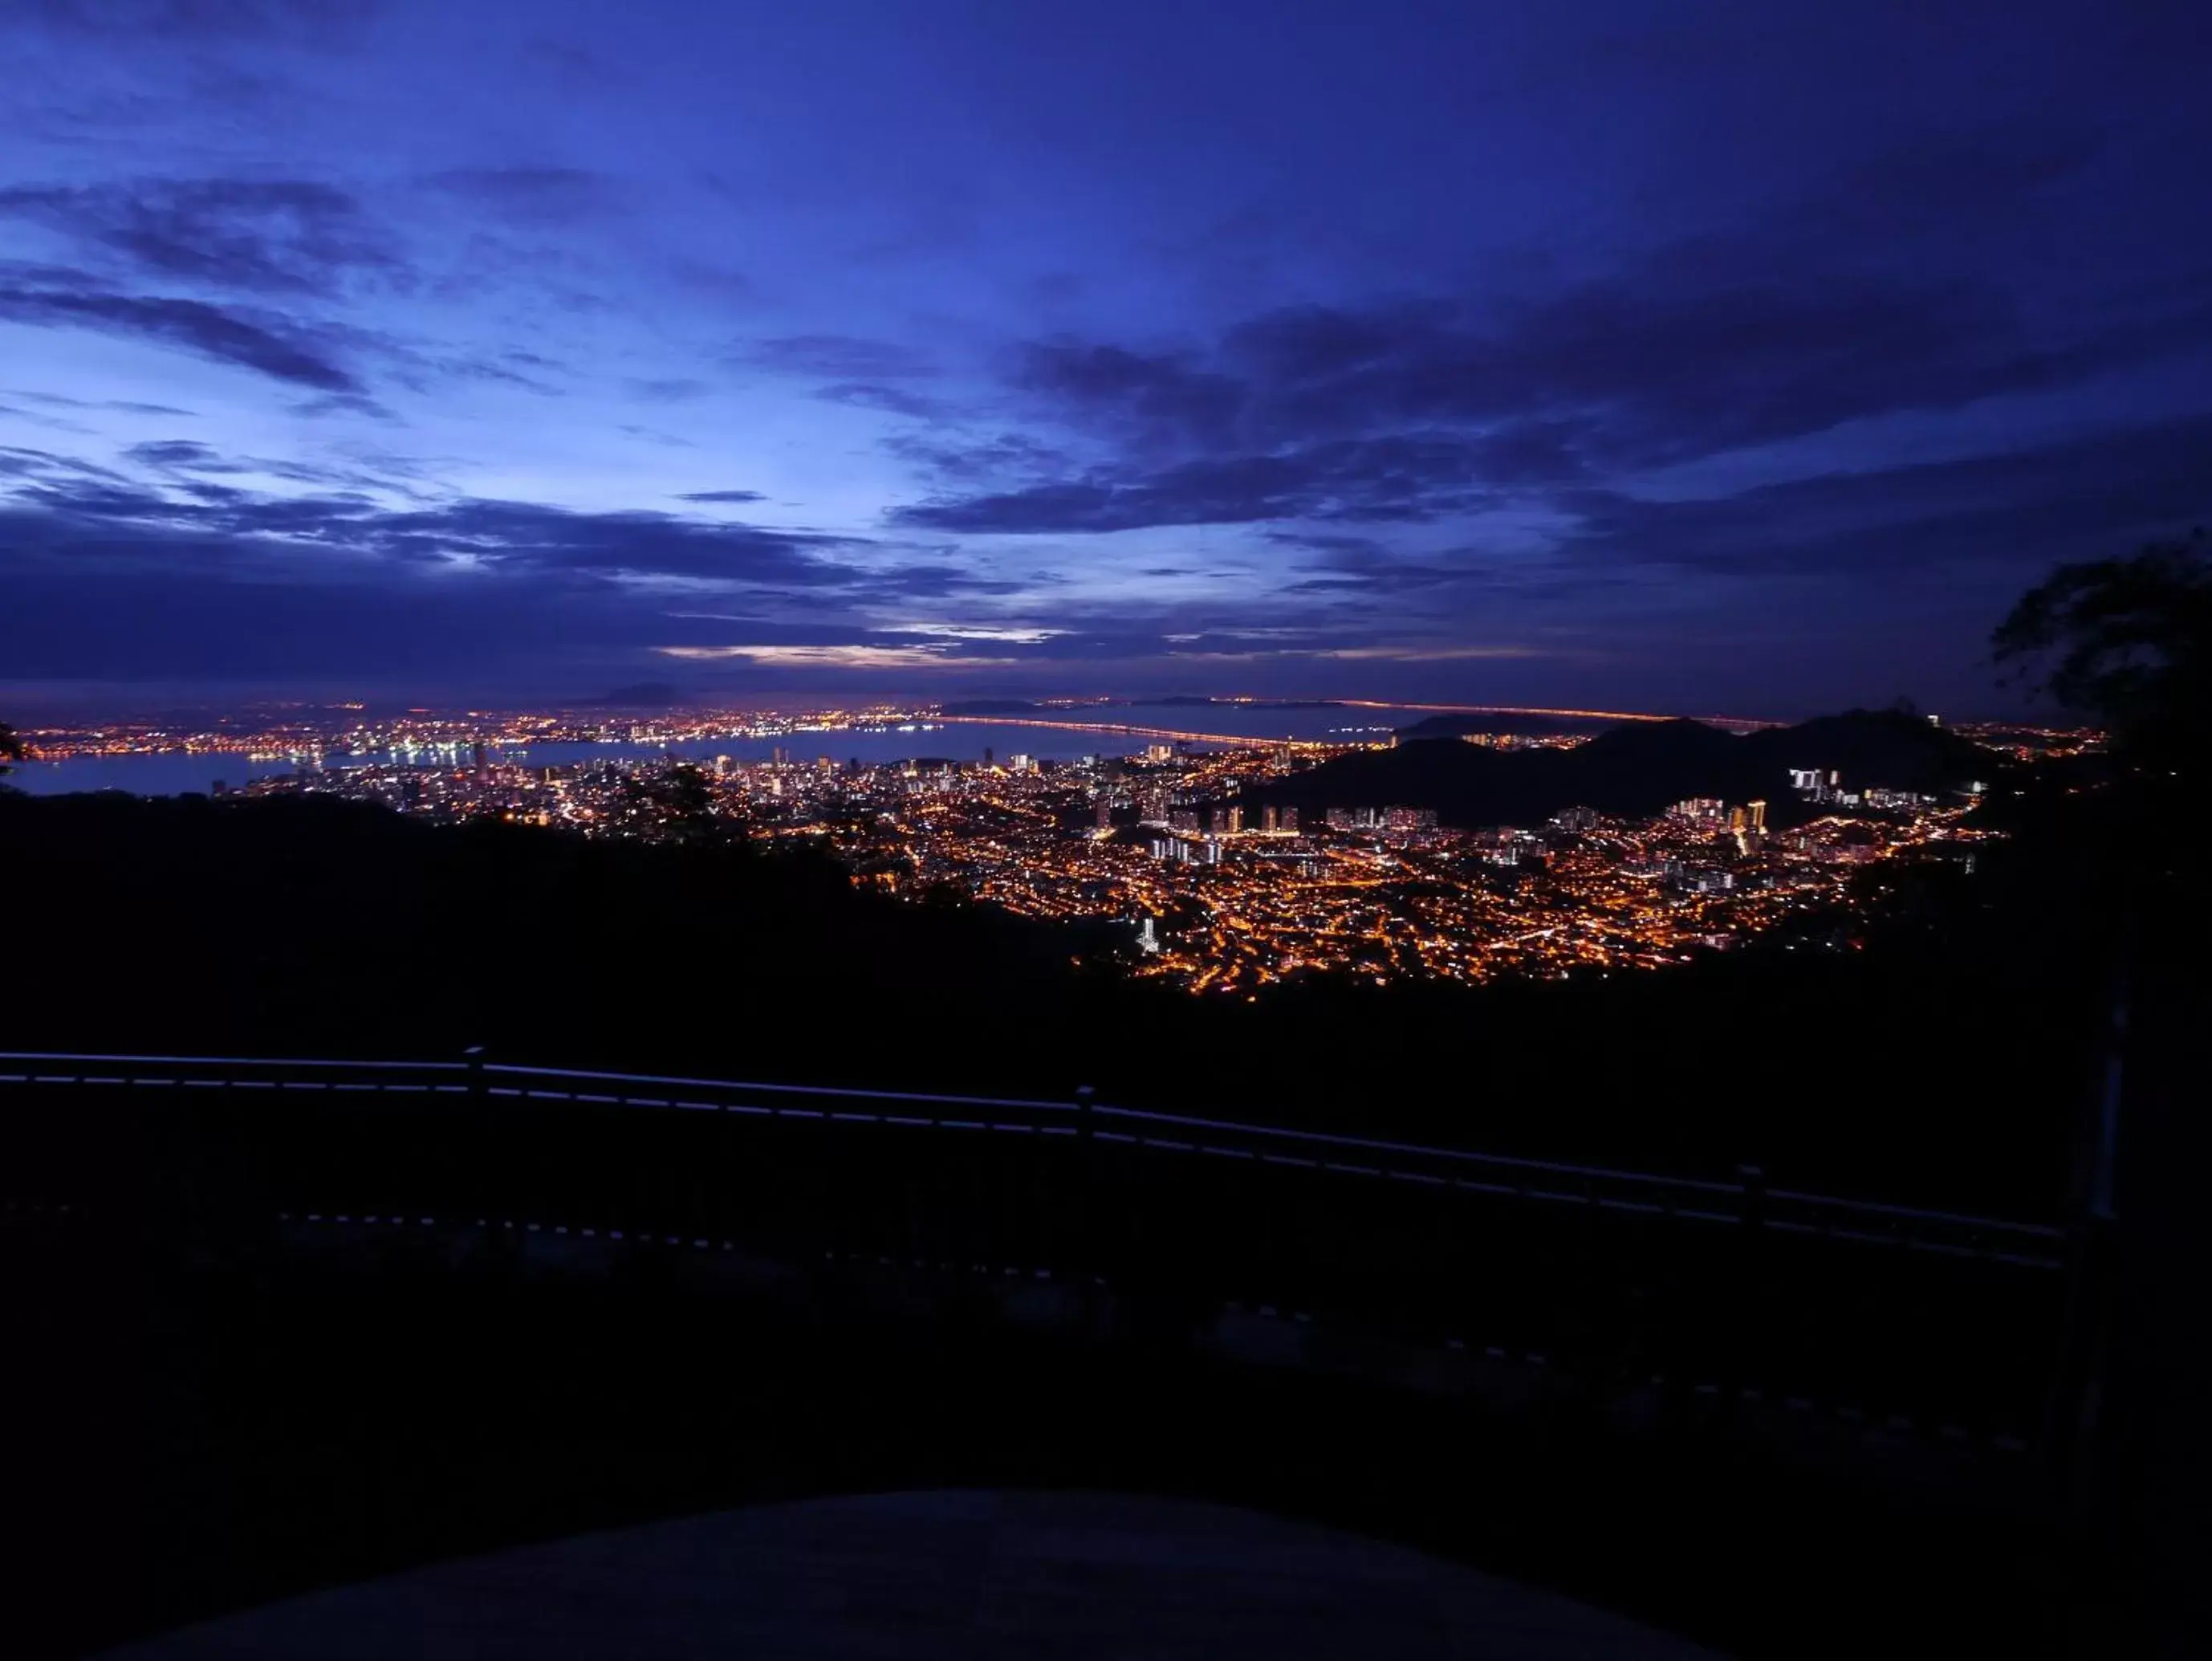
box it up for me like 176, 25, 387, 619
1251, 709, 1997, 827
0, 777, 2088, 1213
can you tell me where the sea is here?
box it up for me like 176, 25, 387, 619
6, 705, 1406, 797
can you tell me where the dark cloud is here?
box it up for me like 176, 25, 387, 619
2, 463, 875, 588
118, 440, 413, 492
907, 271, 2212, 536
291, 391, 397, 421
422, 167, 610, 222
6, 0, 380, 42
891, 438, 1494, 534
0, 459, 1050, 686
911, 132, 2212, 549
124, 438, 229, 469
882, 431, 1071, 484
0, 286, 361, 389
815, 381, 949, 421
9, 389, 196, 416
675, 489, 766, 503
741, 334, 937, 380
1014, 340, 1244, 454
850, 563, 1024, 600
1554, 415, 2212, 580
0, 178, 394, 295
0, 444, 129, 481
628, 377, 710, 402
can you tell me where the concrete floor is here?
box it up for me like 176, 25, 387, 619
104, 1489, 1721, 1659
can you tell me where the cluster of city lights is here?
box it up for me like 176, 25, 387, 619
146, 702, 2039, 996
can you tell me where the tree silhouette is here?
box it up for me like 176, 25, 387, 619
1992, 529, 2212, 769
0, 721, 22, 784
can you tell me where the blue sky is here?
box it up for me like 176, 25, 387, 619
2, 0, 2208, 718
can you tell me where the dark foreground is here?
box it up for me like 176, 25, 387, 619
103, 1491, 1721, 1659
6, 1070, 2134, 1660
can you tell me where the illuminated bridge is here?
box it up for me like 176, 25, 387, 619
3, 1052, 2108, 1659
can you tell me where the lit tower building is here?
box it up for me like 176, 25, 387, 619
1746, 800, 1767, 831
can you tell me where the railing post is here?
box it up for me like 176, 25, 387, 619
466, 1045, 486, 1101
1735, 1164, 1767, 1231
1731, 1163, 1769, 1402
1072, 1085, 1098, 1301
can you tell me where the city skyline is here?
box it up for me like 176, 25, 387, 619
4, 2, 2209, 718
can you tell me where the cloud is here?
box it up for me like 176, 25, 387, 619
291, 390, 397, 420
123, 438, 230, 469
1555, 413, 2212, 579
906, 132, 2212, 550
628, 377, 710, 402
815, 381, 949, 421
8, 388, 195, 416
741, 334, 937, 380
1014, 340, 1243, 454
676, 489, 766, 503
7, 0, 380, 42
2, 466, 860, 584
883, 431, 1071, 484
423, 167, 610, 222
0, 286, 362, 389
891, 438, 1495, 534
0, 178, 395, 295
617, 425, 695, 449
657, 643, 1012, 670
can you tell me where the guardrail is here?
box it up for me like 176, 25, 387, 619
0, 1049, 2066, 1267
0, 1049, 2087, 1451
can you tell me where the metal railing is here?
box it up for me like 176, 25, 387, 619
0, 1049, 2067, 1267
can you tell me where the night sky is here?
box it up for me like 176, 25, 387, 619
2, 1, 2207, 718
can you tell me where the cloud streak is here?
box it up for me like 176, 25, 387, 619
0, 287, 363, 389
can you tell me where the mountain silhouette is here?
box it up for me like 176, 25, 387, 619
1250, 710, 1994, 827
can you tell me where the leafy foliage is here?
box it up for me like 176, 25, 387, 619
1992, 529, 2212, 767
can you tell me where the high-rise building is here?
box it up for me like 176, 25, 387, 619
1226, 804, 1243, 834
1095, 795, 1112, 828
1281, 805, 1298, 833
1261, 804, 1279, 833
1009, 753, 1035, 772
1746, 799, 1767, 831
